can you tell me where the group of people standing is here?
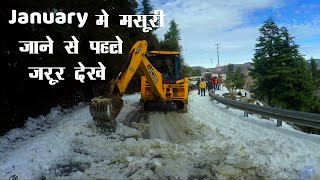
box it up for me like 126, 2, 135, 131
196, 76, 223, 96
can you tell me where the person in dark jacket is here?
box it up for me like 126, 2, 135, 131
207, 78, 213, 91
196, 78, 200, 95
160, 61, 169, 75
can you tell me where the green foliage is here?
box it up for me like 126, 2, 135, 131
225, 64, 235, 91
164, 19, 181, 41
158, 18, 185, 79
136, 0, 160, 50
140, 0, 152, 15
160, 19, 182, 51
250, 18, 314, 111
181, 64, 191, 77
308, 96, 320, 113
225, 64, 245, 92
234, 67, 245, 89
192, 69, 202, 76
309, 58, 320, 89
182, 66, 201, 77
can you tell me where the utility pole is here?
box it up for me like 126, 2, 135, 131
214, 43, 221, 76
215, 43, 220, 67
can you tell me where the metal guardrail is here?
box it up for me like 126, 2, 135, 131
209, 91, 320, 129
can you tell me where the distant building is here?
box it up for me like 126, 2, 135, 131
211, 72, 219, 78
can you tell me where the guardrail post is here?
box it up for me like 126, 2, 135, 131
276, 119, 282, 127
244, 111, 248, 117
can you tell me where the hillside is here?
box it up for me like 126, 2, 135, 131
191, 63, 252, 75
192, 58, 320, 76
191, 59, 320, 91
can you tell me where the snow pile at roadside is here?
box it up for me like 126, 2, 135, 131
0, 90, 319, 179
189, 86, 320, 179
0, 103, 89, 179
1, 93, 225, 179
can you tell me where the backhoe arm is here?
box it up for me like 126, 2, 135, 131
115, 40, 166, 101
90, 40, 168, 133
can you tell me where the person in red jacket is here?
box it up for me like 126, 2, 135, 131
212, 77, 217, 90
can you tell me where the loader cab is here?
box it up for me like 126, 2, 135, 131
148, 51, 183, 82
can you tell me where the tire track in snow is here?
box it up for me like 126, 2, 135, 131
122, 103, 206, 143
148, 112, 188, 143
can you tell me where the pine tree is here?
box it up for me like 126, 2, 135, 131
141, 0, 152, 15
234, 67, 245, 89
307, 58, 320, 113
137, 0, 160, 50
309, 58, 320, 89
250, 19, 314, 111
161, 19, 181, 51
249, 19, 281, 105
225, 64, 235, 91
225, 64, 245, 92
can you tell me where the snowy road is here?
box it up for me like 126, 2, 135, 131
1, 89, 320, 179
121, 108, 202, 143
148, 112, 198, 143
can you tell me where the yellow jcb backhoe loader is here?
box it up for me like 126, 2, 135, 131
89, 40, 189, 132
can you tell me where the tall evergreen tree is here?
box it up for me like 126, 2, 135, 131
225, 64, 235, 91
137, 0, 160, 50
250, 19, 314, 111
307, 58, 320, 114
140, 0, 152, 15
234, 67, 245, 89
225, 64, 245, 92
309, 58, 320, 90
161, 19, 181, 51
249, 19, 280, 105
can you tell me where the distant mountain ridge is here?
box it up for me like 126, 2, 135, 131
191, 62, 252, 74
191, 59, 320, 74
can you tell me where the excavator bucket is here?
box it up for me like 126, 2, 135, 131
89, 79, 123, 133
89, 95, 123, 133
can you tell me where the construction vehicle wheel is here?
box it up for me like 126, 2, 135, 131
90, 95, 123, 133
141, 101, 150, 111
141, 102, 145, 111
176, 102, 187, 113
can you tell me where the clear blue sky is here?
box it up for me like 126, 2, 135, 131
150, 0, 320, 68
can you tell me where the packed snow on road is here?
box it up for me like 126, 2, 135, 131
1, 87, 320, 179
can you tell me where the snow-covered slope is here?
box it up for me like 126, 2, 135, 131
190, 88, 320, 179
1, 90, 319, 179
